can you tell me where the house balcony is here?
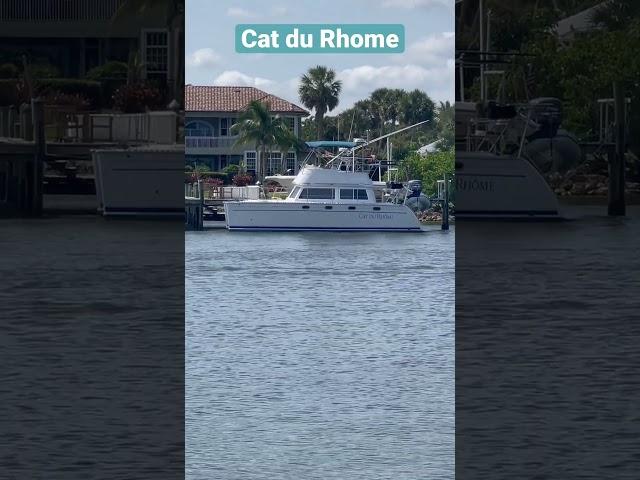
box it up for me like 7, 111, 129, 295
0, 0, 126, 21
185, 136, 239, 153
0, 0, 161, 37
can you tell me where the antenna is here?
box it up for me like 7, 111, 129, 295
348, 109, 356, 140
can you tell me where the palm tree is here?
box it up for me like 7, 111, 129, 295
399, 89, 435, 127
231, 100, 298, 180
298, 66, 342, 140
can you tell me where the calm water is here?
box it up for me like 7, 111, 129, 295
1, 216, 184, 478
456, 204, 640, 478
186, 226, 455, 480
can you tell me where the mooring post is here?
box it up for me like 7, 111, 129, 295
609, 82, 626, 216
20, 103, 33, 141
31, 98, 45, 216
442, 173, 450, 230
200, 180, 205, 230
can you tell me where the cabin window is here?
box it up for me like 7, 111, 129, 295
340, 188, 353, 200
339, 188, 369, 200
298, 188, 334, 200
356, 189, 369, 200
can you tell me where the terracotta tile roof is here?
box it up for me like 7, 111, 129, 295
185, 85, 308, 115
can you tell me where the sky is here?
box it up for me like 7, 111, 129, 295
186, 0, 454, 114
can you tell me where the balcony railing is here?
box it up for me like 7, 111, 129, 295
185, 136, 237, 149
0, 0, 126, 21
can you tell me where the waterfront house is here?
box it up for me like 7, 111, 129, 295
185, 85, 308, 174
0, 0, 183, 93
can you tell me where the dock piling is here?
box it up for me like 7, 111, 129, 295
31, 98, 45, 216
185, 180, 205, 230
608, 82, 626, 216
442, 173, 450, 230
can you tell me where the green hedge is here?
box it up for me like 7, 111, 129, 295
35, 79, 102, 108
0, 63, 19, 79
85, 61, 128, 81
0, 79, 19, 106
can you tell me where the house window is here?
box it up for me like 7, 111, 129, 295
244, 151, 256, 172
286, 152, 296, 172
283, 117, 295, 132
143, 30, 169, 83
220, 118, 237, 136
185, 121, 213, 137
298, 188, 335, 200
267, 152, 282, 176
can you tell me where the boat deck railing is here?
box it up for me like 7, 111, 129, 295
185, 182, 261, 202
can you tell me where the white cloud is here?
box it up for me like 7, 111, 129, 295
381, 0, 453, 8
271, 5, 288, 16
186, 48, 221, 68
226, 7, 254, 18
400, 32, 454, 66
208, 62, 455, 117
213, 70, 276, 90
336, 64, 454, 110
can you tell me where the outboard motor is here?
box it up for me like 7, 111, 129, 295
528, 97, 562, 139
404, 180, 431, 212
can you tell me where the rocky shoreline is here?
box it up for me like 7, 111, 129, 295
545, 153, 640, 197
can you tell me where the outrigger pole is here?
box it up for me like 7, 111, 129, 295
327, 120, 430, 165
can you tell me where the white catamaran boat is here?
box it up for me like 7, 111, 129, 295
224, 166, 422, 232
225, 121, 432, 232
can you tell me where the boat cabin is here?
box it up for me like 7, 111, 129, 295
285, 167, 376, 204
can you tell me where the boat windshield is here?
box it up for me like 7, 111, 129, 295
288, 186, 300, 199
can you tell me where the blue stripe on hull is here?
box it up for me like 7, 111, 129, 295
226, 226, 423, 232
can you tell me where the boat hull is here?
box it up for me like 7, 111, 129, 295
455, 152, 561, 219
93, 147, 184, 216
224, 201, 422, 232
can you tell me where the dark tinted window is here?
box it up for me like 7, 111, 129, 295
299, 188, 334, 199
356, 189, 369, 200
340, 188, 353, 199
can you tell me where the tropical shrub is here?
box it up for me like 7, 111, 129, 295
204, 177, 224, 187
85, 61, 128, 81
0, 79, 19, 106
223, 164, 240, 176
398, 149, 455, 196
112, 82, 163, 113
232, 173, 253, 187
35, 79, 102, 109
0, 63, 19, 79
41, 92, 90, 110
30, 63, 61, 79
86, 61, 128, 103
